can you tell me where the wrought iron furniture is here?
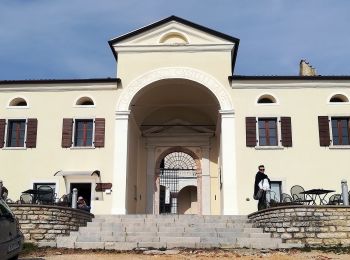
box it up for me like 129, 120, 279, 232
290, 185, 313, 204
281, 193, 293, 202
37, 186, 54, 205
20, 194, 33, 204
300, 189, 335, 205
327, 194, 342, 205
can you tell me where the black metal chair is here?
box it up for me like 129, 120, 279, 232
281, 193, 293, 202
20, 194, 33, 204
56, 193, 72, 207
328, 194, 342, 205
37, 185, 54, 205
290, 185, 312, 204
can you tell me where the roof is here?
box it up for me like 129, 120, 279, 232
108, 15, 240, 74
0, 78, 120, 85
108, 15, 240, 45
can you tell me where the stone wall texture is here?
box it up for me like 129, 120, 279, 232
248, 205, 350, 247
10, 204, 93, 243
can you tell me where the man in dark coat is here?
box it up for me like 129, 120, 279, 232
254, 165, 271, 210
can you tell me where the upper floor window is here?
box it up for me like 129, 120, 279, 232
258, 118, 278, 146
329, 94, 349, 103
246, 117, 292, 148
8, 97, 28, 107
0, 118, 38, 149
257, 94, 277, 104
7, 119, 26, 147
318, 116, 350, 146
61, 118, 105, 148
75, 97, 95, 106
331, 117, 350, 145
74, 119, 94, 147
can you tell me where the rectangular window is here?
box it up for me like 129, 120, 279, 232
74, 119, 94, 147
258, 118, 278, 146
6, 119, 26, 147
270, 181, 282, 202
331, 117, 350, 145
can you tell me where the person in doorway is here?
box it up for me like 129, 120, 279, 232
77, 196, 91, 212
253, 165, 271, 210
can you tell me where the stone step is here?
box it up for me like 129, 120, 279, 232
55, 214, 296, 250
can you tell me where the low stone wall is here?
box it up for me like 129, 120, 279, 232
248, 205, 350, 247
9, 204, 93, 243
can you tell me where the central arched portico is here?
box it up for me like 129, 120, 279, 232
111, 67, 237, 215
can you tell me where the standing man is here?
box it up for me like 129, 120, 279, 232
254, 165, 271, 210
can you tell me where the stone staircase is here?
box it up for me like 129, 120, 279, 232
56, 215, 303, 250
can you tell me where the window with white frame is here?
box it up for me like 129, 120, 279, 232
61, 118, 105, 148
6, 119, 26, 147
246, 117, 292, 147
74, 119, 94, 147
331, 117, 350, 145
258, 118, 278, 146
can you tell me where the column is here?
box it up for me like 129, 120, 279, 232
146, 145, 155, 214
201, 146, 211, 215
111, 111, 130, 215
220, 110, 238, 215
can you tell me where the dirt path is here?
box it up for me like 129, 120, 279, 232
19, 248, 350, 260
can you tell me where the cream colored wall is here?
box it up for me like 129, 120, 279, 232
0, 85, 119, 214
232, 85, 350, 214
210, 135, 220, 215
117, 51, 232, 89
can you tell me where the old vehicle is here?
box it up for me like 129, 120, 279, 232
0, 199, 23, 260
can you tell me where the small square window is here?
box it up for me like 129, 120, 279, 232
6, 119, 26, 147
74, 119, 94, 147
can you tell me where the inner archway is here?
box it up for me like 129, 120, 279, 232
158, 151, 198, 214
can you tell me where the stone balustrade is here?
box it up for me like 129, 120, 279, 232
248, 205, 350, 247
9, 204, 93, 243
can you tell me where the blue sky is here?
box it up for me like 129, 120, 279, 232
0, 0, 349, 80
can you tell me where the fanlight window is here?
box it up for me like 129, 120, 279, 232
9, 97, 27, 107
329, 94, 349, 103
257, 94, 276, 104
76, 97, 94, 106
161, 152, 196, 170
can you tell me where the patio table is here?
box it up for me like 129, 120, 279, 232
300, 189, 335, 205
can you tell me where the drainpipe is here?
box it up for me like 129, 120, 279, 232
0, 180, 2, 199
72, 188, 78, 209
341, 180, 349, 206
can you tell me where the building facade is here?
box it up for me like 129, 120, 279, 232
1, 16, 350, 215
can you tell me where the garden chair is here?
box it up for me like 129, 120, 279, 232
281, 193, 293, 202
20, 194, 33, 204
37, 185, 54, 205
290, 185, 312, 204
327, 194, 342, 205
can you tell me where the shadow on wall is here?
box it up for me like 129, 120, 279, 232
178, 185, 198, 214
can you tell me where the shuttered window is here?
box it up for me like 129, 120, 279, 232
331, 117, 350, 145
62, 118, 105, 148
246, 116, 292, 148
6, 119, 26, 147
318, 116, 331, 146
0, 118, 38, 148
258, 118, 278, 146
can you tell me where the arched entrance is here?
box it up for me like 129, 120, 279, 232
112, 67, 238, 215
178, 186, 198, 214
156, 150, 200, 214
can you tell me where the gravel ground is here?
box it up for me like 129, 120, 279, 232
18, 248, 350, 260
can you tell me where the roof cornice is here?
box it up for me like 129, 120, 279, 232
0, 78, 120, 92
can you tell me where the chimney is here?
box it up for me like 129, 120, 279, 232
299, 59, 317, 76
